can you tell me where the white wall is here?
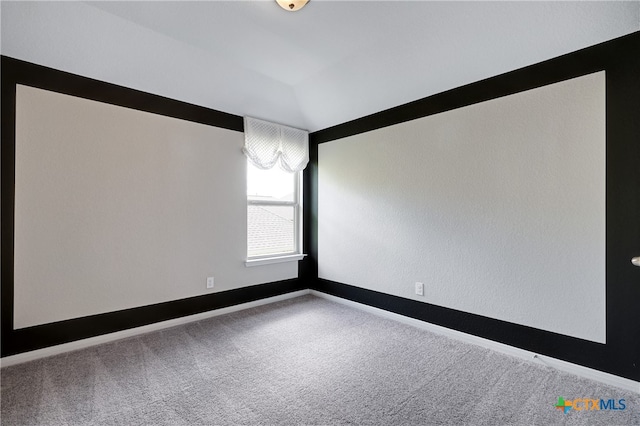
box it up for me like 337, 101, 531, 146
318, 72, 606, 343
13, 85, 297, 329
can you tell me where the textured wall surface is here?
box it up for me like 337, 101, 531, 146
13, 85, 296, 329
318, 72, 606, 343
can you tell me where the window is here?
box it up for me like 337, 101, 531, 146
247, 161, 302, 260
243, 116, 307, 266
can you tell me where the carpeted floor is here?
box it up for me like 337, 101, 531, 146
1, 294, 638, 425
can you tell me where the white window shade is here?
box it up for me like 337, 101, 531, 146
243, 116, 309, 173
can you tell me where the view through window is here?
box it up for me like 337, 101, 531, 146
247, 161, 300, 258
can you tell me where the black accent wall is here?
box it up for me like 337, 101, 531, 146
309, 32, 640, 382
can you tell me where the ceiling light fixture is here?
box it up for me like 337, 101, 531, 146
276, 0, 308, 12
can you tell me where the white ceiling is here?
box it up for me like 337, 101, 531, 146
2, 1, 639, 132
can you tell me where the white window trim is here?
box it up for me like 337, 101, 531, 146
246, 168, 305, 264
245, 253, 306, 267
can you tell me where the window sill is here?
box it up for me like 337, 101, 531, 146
245, 254, 306, 267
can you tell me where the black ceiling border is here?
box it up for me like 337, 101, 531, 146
0, 56, 243, 133
312, 31, 640, 145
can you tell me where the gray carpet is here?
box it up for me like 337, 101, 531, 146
1, 294, 638, 425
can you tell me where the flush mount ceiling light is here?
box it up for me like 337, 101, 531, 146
276, 0, 309, 12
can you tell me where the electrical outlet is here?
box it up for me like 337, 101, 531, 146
207, 277, 215, 289
415, 282, 424, 296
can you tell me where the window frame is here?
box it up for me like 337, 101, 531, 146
245, 163, 304, 266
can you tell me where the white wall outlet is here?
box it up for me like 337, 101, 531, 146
207, 277, 215, 289
415, 282, 424, 296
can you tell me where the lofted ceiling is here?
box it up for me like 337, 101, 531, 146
1, 1, 639, 132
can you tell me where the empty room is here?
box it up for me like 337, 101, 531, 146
1, 1, 639, 425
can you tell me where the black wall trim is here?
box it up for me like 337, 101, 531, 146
0, 56, 243, 132
310, 31, 640, 382
4, 279, 304, 357
300, 140, 318, 284
312, 32, 639, 145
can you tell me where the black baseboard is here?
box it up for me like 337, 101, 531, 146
313, 279, 638, 382
1, 278, 305, 357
